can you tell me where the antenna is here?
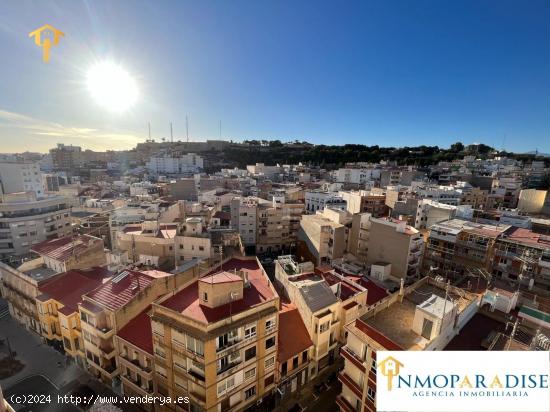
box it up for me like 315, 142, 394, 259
148, 122, 151, 142
170, 122, 173, 143
186, 115, 189, 143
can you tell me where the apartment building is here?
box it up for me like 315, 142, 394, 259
175, 217, 212, 265
36, 267, 112, 365
115, 307, 156, 409
230, 197, 259, 248
298, 213, 346, 266
0, 161, 44, 197
363, 218, 424, 280
339, 191, 388, 217
30, 234, 106, 273
492, 227, 550, 293
305, 190, 344, 214
414, 199, 457, 229
256, 200, 304, 254
49, 143, 82, 172
423, 219, 510, 280
0, 192, 72, 260
275, 303, 313, 405
147, 154, 204, 175
274, 256, 367, 377
78, 266, 199, 384
150, 257, 279, 412
460, 186, 488, 210
379, 169, 417, 187
415, 185, 462, 206
337, 277, 478, 412
490, 177, 521, 209
114, 221, 177, 270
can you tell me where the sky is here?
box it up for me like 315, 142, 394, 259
0, 0, 549, 153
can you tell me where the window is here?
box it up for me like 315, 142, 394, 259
302, 351, 308, 363
371, 358, 376, 374
186, 335, 204, 356
293, 356, 298, 369
281, 361, 288, 376
244, 324, 256, 339
367, 387, 376, 401
265, 374, 274, 387
155, 346, 166, 359
319, 321, 329, 333
203, 292, 208, 302
245, 386, 256, 400
199, 246, 204, 251
266, 317, 276, 331
265, 356, 275, 369
244, 346, 256, 361
265, 336, 275, 349
244, 367, 256, 381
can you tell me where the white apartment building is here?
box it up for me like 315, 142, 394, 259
332, 168, 380, 185
146, 153, 203, 175
0, 192, 72, 259
415, 185, 462, 206
230, 197, 259, 247
0, 161, 45, 197
305, 190, 344, 214
414, 199, 457, 229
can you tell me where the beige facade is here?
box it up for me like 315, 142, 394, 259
256, 201, 304, 254
460, 187, 488, 210
150, 257, 279, 412
337, 277, 478, 412
298, 214, 346, 266
79, 265, 199, 384
114, 221, 176, 270
517, 189, 548, 214
364, 218, 424, 280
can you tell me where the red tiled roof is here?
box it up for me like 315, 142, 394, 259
161, 258, 276, 324
503, 227, 550, 248
355, 278, 389, 306
199, 271, 243, 285
37, 267, 112, 313
84, 270, 157, 311
117, 307, 153, 354
278, 305, 313, 363
31, 234, 102, 262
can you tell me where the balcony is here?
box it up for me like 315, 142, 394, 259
81, 319, 114, 340
338, 371, 363, 399
336, 395, 358, 412
341, 346, 366, 372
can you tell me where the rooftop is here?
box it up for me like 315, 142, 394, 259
278, 304, 313, 363
31, 234, 102, 262
199, 271, 243, 285
117, 307, 154, 355
84, 269, 160, 311
431, 218, 510, 238
500, 227, 550, 249
36, 267, 112, 313
161, 257, 276, 324
363, 279, 476, 351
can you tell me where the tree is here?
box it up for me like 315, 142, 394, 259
450, 142, 464, 152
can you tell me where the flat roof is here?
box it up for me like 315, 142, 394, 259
364, 281, 475, 350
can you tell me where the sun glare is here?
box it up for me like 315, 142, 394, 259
86, 61, 138, 112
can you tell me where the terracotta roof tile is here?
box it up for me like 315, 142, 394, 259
278, 306, 313, 363
31, 234, 102, 262
117, 307, 153, 354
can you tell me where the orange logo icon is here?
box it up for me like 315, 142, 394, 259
29, 24, 65, 62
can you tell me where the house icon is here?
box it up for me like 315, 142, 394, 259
378, 356, 404, 391
28, 24, 65, 62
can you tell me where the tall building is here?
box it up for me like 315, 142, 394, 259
337, 277, 478, 412
150, 257, 279, 412
49, 143, 82, 172
298, 213, 346, 266
256, 200, 304, 255
362, 217, 424, 281
230, 197, 259, 248
0, 192, 72, 260
339, 191, 388, 217
147, 153, 204, 175
79, 267, 198, 384
0, 161, 44, 197
414, 199, 457, 230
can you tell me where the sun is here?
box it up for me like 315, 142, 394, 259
86, 61, 138, 112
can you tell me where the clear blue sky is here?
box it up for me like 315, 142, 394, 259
0, 0, 549, 152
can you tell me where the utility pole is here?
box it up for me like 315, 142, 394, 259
186, 115, 189, 143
